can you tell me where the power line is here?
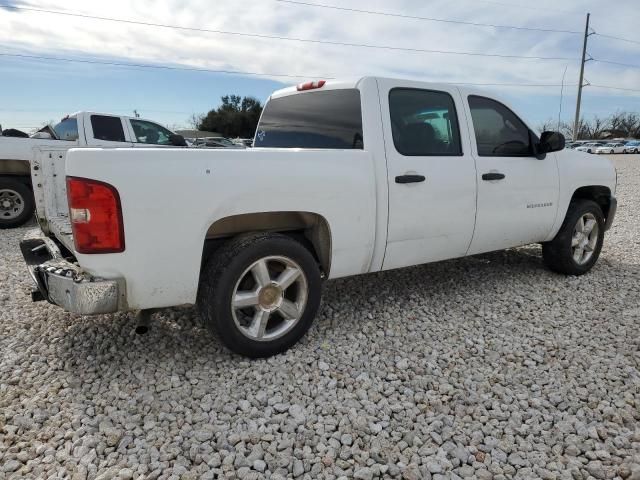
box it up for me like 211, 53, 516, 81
456, 82, 576, 87
0, 52, 331, 79
593, 59, 640, 70
589, 84, 640, 93
274, 0, 582, 34
454, 0, 575, 14
593, 32, 640, 46
0, 4, 577, 61
0, 52, 584, 90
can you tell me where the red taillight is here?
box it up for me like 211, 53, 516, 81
66, 176, 125, 254
296, 80, 326, 91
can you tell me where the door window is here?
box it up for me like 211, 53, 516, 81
468, 96, 533, 156
91, 115, 126, 142
130, 119, 174, 145
389, 88, 462, 156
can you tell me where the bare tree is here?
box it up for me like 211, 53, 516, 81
618, 112, 640, 138
537, 119, 556, 133
187, 113, 205, 130
581, 115, 609, 140
545, 111, 639, 141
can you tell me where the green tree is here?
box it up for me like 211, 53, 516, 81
198, 95, 263, 138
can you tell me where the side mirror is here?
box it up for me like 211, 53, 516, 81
539, 131, 565, 154
169, 134, 187, 147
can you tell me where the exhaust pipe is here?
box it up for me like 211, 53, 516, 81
135, 309, 153, 335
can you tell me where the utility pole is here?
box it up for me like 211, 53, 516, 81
573, 13, 591, 141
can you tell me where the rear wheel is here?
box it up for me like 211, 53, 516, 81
0, 178, 34, 229
198, 233, 322, 358
542, 200, 605, 275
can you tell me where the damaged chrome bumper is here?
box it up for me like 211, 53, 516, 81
20, 228, 123, 315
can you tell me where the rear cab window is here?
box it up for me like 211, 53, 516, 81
52, 117, 79, 141
254, 89, 363, 149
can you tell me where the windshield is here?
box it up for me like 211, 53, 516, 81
255, 89, 364, 149
52, 117, 79, 141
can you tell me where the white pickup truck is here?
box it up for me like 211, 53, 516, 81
20, 77, 617, 358
0, 112, 186, 228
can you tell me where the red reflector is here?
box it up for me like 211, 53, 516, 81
67, 176, 125, 254
296, 80, 326, 91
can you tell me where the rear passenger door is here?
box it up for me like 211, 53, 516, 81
378, 79, 478, 270
85, 115, 133, 147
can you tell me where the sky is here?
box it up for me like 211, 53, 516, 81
0, 0, 639, 133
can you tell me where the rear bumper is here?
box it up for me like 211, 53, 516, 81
604, 196, 617, 231
20, 228, 123, 315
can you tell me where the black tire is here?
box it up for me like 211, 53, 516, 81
197, 232, 322, 358
0, 178, 34, 229
587, 149, 592, 154
542, 199, 605, 276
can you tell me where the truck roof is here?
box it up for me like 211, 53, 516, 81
63, 111, 163, 123
269, 76, 534, 130
271, 76, 508, 99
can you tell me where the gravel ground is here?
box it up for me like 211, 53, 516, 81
1, 155, 639, 480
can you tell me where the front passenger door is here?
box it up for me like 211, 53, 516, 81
464, 95, 559, 255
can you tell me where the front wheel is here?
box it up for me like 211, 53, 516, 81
0, 178, 34, 229
198, 233, 322, 358
542, 200, 605, 275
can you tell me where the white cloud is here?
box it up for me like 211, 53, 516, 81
0, 0, 638, 105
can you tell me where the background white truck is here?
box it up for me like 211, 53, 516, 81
0, 112, 186, 228
21, 77, 617, 357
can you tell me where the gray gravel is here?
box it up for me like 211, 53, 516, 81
1, 155, 639, 480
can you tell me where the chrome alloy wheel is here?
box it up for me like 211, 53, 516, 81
0, 188, 25, 220
571, 213, 599, 265
231, 256, 308, 342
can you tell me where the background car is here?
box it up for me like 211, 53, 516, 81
596, 142, 627, 154
624, 140, 640, 154
575, 142, 604, 154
